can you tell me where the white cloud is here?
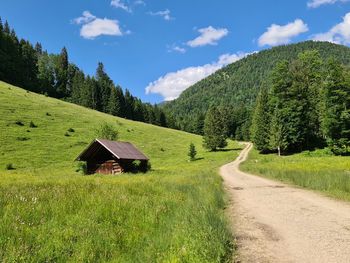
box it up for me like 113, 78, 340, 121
187, 26, 229, 47
258, 19, 309, 47
145, 52, 250, 101
168, 45, 186, 53
111, 0, 131, 12
148, 9, 173, 21
307, 0, 348, 8
73, 11, 96, 24
73, 11, 123, 39
312, 12, 350, 44
134, 0, 145, 5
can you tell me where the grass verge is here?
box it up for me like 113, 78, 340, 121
240, 147, 350, 201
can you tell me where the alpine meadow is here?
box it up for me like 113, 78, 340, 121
0, 81, 238, 262
2, 1, 350, 262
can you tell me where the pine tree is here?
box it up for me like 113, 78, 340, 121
250, 87, 270, 152
188, 143, 197, 161
203, 107, 228, 151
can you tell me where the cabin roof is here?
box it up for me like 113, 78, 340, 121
76, 139, 149, 161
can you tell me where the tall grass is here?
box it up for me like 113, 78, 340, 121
0, 81, 239, 262
241, 148, 350, 201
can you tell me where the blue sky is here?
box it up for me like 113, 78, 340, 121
1, 0, 350, 103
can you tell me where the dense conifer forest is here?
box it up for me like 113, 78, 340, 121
0, 18, 168, 127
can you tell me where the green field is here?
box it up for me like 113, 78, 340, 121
0, 81, 241, 262
241, 148, 350, 201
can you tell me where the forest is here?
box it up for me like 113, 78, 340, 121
251, 50, 350, 155
0, 18, 168, 127
163, 41, 350, 141
199, 50, 350, 155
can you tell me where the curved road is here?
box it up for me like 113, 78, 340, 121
221, 143, 350, 263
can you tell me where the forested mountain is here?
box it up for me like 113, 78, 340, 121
163, 41, 350, 136
0, 18, 167, 127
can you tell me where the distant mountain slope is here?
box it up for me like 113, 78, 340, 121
164, 41, 350, 132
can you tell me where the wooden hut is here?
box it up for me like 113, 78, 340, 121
76, 139, 149, 175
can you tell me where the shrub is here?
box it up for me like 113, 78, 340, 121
68, 128, 75, 133
95, 123, 119, 141
46, 112, 51, 116
29, 121, 37, 128
140, 161, 151, 173
15, 120, 24, 126
76, 162, 87, 175
5, 163, 15, 170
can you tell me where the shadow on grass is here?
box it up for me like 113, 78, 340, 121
213, 148, 241, 152
191, 157, 204, 161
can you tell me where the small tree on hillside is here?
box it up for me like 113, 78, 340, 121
203, 107, 228, 151
188, 143, 197, 161
95, 123, 119, 141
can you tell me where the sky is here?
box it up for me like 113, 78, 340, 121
1, 0, 350, 103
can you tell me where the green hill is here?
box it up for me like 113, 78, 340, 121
0, 81, 240, 262
164, 41, 350, 133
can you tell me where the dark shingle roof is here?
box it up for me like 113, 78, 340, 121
76, 139, 149, 161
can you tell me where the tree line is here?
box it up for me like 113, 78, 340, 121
0, 18, 168, 127
163, 41, 350, 138
201, 50, 349, 155
251, 50, 350, 155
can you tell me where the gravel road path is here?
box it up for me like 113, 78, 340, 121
221, 143, 350, 263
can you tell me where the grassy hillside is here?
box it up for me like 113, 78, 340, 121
0, 81, 241, 262
241, 148, 350, 201
164, 41, 350, 132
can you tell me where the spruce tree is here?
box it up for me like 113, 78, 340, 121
321, 58, 350, 154
4, 21, 10, 34
56, 47, 69, 97
96, 62, 113, 112
269, 108, 288, 156
203, 107, 228, 151
107, 86, 121, 116
268, 60, 293, 154
188, 143, 197, 161
292, 50, 323, 149
250, 87, 270, 152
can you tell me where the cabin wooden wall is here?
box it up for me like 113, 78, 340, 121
89, 160, 124, 175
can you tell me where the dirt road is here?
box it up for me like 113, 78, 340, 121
221, 143, 350, 263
